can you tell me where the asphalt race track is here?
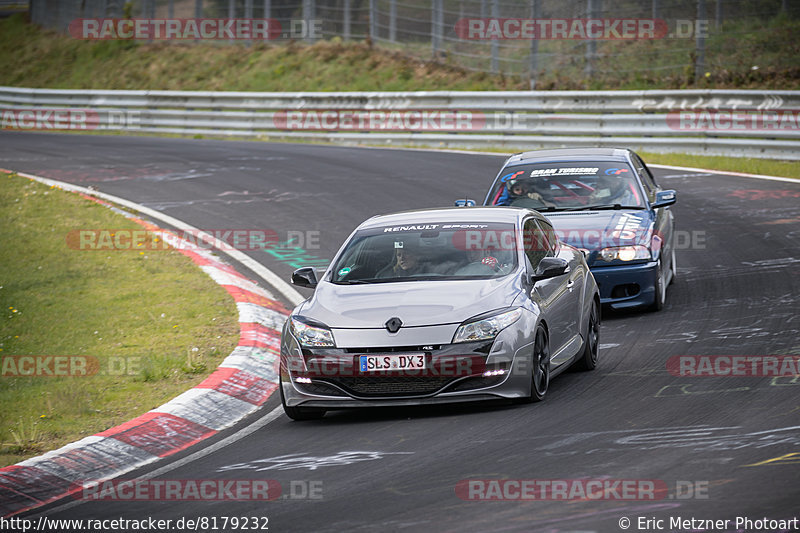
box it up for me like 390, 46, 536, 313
2, 131, 799, 532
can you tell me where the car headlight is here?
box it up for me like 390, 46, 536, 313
599, 245, 651, 262
453, 308, 523, 344
290, 316, 335, 347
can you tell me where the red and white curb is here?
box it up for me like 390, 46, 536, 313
0, 175, 292, 517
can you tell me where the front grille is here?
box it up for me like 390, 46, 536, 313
611, 283, 640, 298
342, 346, 441, 354
325, 376, 454, 397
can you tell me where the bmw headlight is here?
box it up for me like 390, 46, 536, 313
290, 316, 335, 347
453, 308, 523, 344
598, 245, 651, 262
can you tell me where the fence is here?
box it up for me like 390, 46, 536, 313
22, 0, 800, 88
2, 86, 798, 159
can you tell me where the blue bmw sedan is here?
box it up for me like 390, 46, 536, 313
482, 148, 677, 311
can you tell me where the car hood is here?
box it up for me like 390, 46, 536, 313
297, 275, 523, 329
544, 210, 655, 251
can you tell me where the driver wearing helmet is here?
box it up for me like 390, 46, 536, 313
507, 177, 557, 208
591, 173, 640, 206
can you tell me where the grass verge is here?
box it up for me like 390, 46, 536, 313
357, 142, 800, 179
0, 172, 239, 467
1, 13, 798, 91
639, 152, 800, 180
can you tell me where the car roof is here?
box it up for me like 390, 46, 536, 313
503, 147, 633, 166
357, 206, 538, 230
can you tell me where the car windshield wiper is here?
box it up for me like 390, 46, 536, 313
333, 278, 391, 284
335, 275, 449, 284
561, 204, 646, 211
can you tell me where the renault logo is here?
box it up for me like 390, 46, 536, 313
385, 317, 403, 333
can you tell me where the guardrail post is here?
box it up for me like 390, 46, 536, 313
303, 0, 315, 42
343, 0, 351, 40
141, 0, 154, 43
490, 0, 499, 74
529, 0, 540, 89
389, 0, 397, 43
263, 0, 272, 43
228, 0, 235, 43
370, 0, 377, 42
584, 0, 598, 78
245, 0, 253, 45
431, 0, 442, 59
695, 0, 707, 85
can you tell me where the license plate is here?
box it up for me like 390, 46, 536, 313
359, 354, 426, 372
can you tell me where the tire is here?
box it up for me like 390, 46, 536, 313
649, 258, 665, 312
669, 248, 677, 285
280, 376, 326, 421
528, 326, 550, 402
573, 300, 600, 371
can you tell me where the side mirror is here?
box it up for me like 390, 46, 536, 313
652, 190, 677, 209
454, 198, 477, 207
531, 257, 570, 283
291, 267, 318, 289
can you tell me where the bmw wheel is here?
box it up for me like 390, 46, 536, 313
649, 259, 665, 312
669, 248, 677, 285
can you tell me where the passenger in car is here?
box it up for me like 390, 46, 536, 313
376, 243, 425, 278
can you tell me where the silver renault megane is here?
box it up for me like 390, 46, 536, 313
279, 206, 600, 420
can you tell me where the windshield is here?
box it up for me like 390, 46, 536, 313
329, 222, 518, 284
488, 162, 646, 210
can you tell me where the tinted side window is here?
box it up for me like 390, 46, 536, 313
632, 154, 657, 193
523, 219, 549, 270
536, 218, 559, 254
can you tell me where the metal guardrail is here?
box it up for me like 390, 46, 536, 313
2, 87, 799, 159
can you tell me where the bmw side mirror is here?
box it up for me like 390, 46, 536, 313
291, 267, 318, 289
652, 190, 677, 209
454, 198, 477, 207
531, 257, 570, 283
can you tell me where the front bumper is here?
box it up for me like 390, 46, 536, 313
280, 336, 533, 410
590, 260, 658, 310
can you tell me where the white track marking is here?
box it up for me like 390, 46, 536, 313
16, 171, 304, 306
358, 145, 799, 184
647, 163, 799, 184
27, 407, 285, 518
